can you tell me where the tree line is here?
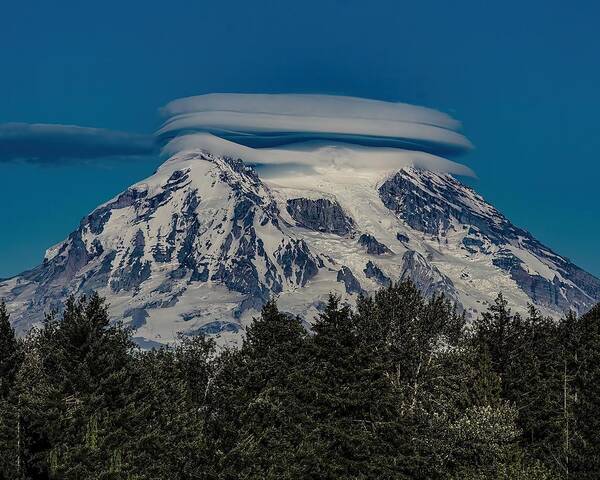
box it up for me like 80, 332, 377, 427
0, 282, 599, 479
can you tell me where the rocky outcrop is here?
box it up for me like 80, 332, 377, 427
110, 230, 151, 293
400, 250, 458, 301
196, 321, 241, 335
337, 266, 364, 295
3, 155, 599, 346
462, 241, 485, 256
380, 167, 600, 313
379, 168, 507, 240
492, 250, 595, 314
358, 234, 393, 255
275, 239, 321, 287
286, 198, 354, 235
85, 186, 148, 235
364, 261, 391, 287
396, 232, 410, 244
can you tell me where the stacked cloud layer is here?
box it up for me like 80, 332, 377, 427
0, 94, 473, 175
158, 93, 474, 175
158, 93, 472, 155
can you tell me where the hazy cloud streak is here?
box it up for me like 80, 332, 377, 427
0, 123, 156, 164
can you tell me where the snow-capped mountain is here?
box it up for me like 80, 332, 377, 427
2, 148, 598, 346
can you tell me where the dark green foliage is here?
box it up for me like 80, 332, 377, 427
16, 294, 135, 479
120, 344, 210, 478
0, 301, 23, 479
0, 287, 598, 479
0, 294, 216, 479
0, 301, 21, 396
303, 295, 409, 479
568, 304, 600, 478
205, 300, 310, 479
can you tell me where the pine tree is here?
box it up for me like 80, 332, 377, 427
119, 346, 210, 479
0, 301, 23, 479
301, 294, 416, 479
4, 286, 597, 478
473, 293, 524, 379
568, 303, 600, 478
0, 301, 20, 396
16, 294, 136, 478
174, 334, 215, 407
510, 306, 564, 471
207, 300, 310, 479
472, 296, 573, 477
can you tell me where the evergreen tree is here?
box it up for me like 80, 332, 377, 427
1, 286, 597, 479
0, 301, 20, 396
174, 334, 215, 407
17, 294, 135, 478
473, 293, 523, 379
302, 294, 414, 479
120, 346, 210, 479
0, 301, 24, 479
206, 300, 310, 479
569, 304, 600, 478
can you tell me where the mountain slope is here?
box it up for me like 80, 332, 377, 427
2, 149, 598, 345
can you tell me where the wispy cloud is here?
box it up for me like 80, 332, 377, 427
0, 123, 156, 164
158, 93, 473, 157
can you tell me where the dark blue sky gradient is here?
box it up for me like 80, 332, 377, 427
0, 0, 598, 277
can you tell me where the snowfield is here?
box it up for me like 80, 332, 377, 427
2, 145, 598, 346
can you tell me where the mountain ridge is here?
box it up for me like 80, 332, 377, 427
1, 148, 598, 345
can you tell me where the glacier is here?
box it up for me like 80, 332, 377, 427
1, 144, 598, 347
2, 94, 598, 346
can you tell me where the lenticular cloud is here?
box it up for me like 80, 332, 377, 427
158, 93, 473, 156
158, 93, 475, 176
162, 132, 475, 177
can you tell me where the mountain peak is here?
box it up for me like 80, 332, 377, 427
2, 149, 598, 345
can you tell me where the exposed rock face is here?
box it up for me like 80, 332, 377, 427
379, 167, 600, 313
358, 234, 393, 255
337, 266, 364, 295
462, 234, 485, 254
286, 198, 354, 235
85, 187, 149, 235
110, 230, 151, 293
491, 250, 595, 313
196, 321, 241, 335
400, 250, 458, 300
396, 232, 410, 244
379, 168, 500, 238
275, 239, 321, 288
2, 158, 599, 346
1, 151, 326, 337
364, 261, 391, 287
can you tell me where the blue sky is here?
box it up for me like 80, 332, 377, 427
1, 0, 598, 278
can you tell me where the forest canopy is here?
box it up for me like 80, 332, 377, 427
1, 283, 598, 479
